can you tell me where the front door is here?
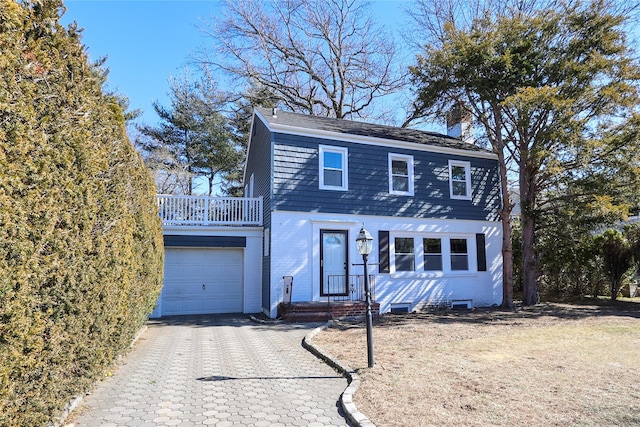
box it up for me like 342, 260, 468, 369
320, 230, 348, 296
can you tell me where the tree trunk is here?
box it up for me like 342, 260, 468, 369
520, 164, 538, 306
488, 102, 514, 309
498, 152, 514, 309
521, 212, 538, 304
500, 211, 514, 309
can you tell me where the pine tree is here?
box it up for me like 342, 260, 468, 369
409, 1, 640, 306
137, 73, 243, 196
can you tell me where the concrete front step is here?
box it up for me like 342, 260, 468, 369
283, 311, 333, 323
279, 301, 380, 323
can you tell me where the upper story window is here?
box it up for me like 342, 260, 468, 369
449, 160, 472, 200
389, 153, 414, 196
319, 145, 348, 191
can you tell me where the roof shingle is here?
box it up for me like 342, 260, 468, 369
255, 107, 491, 154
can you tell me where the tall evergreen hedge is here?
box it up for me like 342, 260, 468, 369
0, 1, 164, 425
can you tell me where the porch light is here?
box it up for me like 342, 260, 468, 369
356, 226, 374, 256
356, 225, 375, 368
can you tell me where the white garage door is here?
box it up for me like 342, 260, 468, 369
162, 248, 244, 315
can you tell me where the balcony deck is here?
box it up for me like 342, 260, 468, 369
157, 195, 263, 226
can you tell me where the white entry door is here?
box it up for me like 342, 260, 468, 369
320, 230, 348, 296
161, 248, 243, 315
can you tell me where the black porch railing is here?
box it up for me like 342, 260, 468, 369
324, 275, 376, 303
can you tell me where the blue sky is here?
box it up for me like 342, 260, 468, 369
61, 0, 413, 127
61, 1, 639, 133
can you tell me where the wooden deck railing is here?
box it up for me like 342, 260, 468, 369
157, 195, 263, 226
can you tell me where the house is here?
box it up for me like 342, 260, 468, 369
244, 107, 503, 318
149, 107, 502, 319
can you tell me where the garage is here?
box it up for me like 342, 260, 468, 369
161, 248, 244, 315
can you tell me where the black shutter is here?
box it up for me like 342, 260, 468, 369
476, 233, 487, 272
378, 231, 390, 273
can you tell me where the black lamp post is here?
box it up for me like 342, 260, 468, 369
356, 226, 374, 368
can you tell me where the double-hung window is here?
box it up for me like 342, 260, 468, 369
385, 234, 474, 274
394, 237, 415, 272
388, 153, 414, 196
423, 238, 443, 271
319, 145, 348, 191
450, 238, 469, 271
449, 160, 471, 200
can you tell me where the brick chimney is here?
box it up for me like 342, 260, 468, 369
446, 103, 473, 144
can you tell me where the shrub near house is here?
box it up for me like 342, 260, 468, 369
0, 1, 164, 425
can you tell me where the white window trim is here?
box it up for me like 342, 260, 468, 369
449, 160, 472, 200
264, 227, 270, 257
319, 145, 348, 191
388, 153, 414, 196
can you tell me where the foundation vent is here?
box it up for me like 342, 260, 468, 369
451, 299, 473, 310
390, 303, 412, 314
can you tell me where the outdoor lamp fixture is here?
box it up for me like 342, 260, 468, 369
356, 225, 375, 368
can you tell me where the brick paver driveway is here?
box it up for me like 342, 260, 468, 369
69, 315, 349, 426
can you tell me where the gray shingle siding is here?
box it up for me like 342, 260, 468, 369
271, 133, 501, 221
245, 118, 272, 206
244, 118, 273, 311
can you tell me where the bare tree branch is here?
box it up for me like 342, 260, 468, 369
196, 0, 406, 122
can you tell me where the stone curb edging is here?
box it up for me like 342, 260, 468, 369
130, 325, 148, 349
302, 322, 375, 427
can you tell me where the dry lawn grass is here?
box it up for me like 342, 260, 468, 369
312, 301, 640, 427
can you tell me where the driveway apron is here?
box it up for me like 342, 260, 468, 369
69, 315, 349, 426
